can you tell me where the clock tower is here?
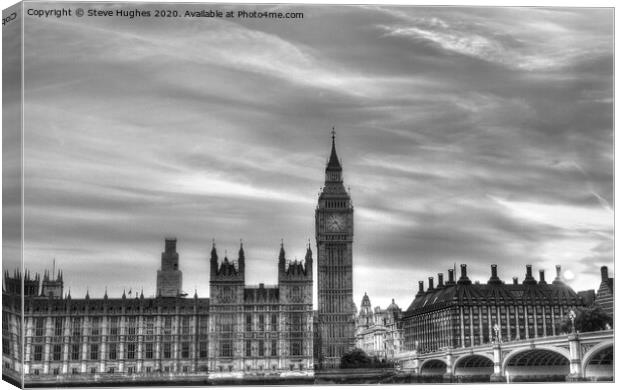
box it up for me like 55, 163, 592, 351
315, 129, 355, 368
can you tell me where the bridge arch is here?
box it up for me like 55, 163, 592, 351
419, 358, 447, 376
582, 341, 613, 380
453, 354, 494, 377
502, 346, 570, 381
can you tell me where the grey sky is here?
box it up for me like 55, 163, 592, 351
3, 3, 613, 310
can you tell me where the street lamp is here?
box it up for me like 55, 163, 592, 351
568, 310, 576, 334
493, 323, 500, 344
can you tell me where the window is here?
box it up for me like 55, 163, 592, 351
246, 315, 252, 331
72, 317, 82, 337
72, 367, 79, 375
199, 342, 207, 358
109, 317, 119, 336
53, 344, 62, 361
126, 317, 137, 337
35, 318, 45, 337
245, 340, 252, 357
163, 343, 171, 359
145, 343, 153, 359
128, 366, 134, 374
33, 345, 43, 361
220, 341, 232, 357
127, 343, 136, 359
71, 343, 80, 360
53, 368, 60, 375
108, 344, 117, 360
183, 366, 188, 373
90, 367, 96, 374
164, 317, 172, 335
90, 344, 98, 360
198, 316, 209, 339
108, 367, 114, 374
90, 317, 99, 336
181, 317, 190, 334
33, 369, 40, 375
271, 314, 278, 331
258, 315, 265, 331
291, 340, 302, 356
55, 318, 63, 336
181, 343, 190, 358
146, 366, 152, 373
271, 340, 277, 356
258, 340, 264, 357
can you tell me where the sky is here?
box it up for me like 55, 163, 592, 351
1, 2, 614, 310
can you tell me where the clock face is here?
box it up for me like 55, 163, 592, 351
326, 214, 345, 232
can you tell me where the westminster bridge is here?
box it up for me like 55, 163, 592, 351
394, 329, 613, 382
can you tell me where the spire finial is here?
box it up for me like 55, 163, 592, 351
332, 126, 335, 142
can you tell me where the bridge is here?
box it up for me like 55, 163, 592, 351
394, 329, 613, 382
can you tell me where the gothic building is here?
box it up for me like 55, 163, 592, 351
208, 242, 314, 376
401, 264, 587, 354
355, 293, 403, 361
2, 238, 315, 385
3, 134, 349, 385
315, 131, 356, 368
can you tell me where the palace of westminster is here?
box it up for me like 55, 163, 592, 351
1, 134, 614, 385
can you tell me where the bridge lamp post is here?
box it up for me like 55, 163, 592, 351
568, 310, 576, 334
493, 323, 500, 344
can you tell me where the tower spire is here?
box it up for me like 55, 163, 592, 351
326, 127, 342, 172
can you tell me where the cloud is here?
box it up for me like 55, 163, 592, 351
10, 5, 613, 310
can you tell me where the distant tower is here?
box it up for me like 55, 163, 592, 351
41, 267, 63, 298
315, 129, 355, 367
156, 238, 183, 297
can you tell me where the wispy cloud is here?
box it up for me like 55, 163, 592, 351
13, 5, 613, 309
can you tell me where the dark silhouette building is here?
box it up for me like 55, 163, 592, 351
595, 266, 614, 318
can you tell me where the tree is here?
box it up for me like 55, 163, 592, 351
340, 348, 372, 368
560, 306, 613, 333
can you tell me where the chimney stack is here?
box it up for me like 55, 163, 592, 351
524, 264, 536, 285
539, 270, 546, 284
488, 264, 502, 285
437, 273, 444, 288
513, 277, 518, 285
447, 269, 455, 285
553, 265, 563, 284
458, 264, 471, 284
417, 281, 424, 296
428, 277, 434, 291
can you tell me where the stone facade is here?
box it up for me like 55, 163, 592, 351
355, 293, 403, 361
2, 239, 315, 385
207, 242, 314, 378
315, 132, 356, 368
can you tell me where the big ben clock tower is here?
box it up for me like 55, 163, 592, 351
315, 129, 355, 368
